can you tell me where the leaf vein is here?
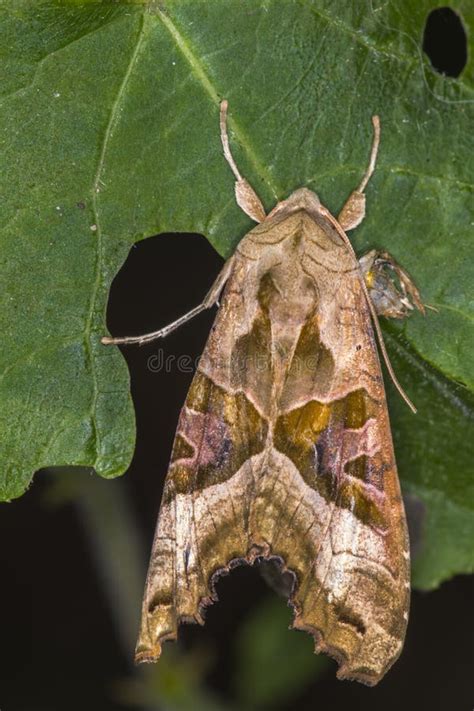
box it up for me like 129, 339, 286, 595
87, 13, 148, 465
155, 7, 280, 198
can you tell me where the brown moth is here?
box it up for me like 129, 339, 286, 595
103, 101, 424, 685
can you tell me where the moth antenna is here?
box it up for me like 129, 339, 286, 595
219, 100, 266, 223
357, 116, 381, 194
318, 205, 417, 414
220, 100, 243, 182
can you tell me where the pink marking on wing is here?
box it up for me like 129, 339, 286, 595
341, 418, 379, 466
175, 409, 230, 468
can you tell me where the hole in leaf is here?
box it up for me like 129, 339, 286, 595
105, 232, 223, 525
422, 7, 467, 77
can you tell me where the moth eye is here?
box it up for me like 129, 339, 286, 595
356, 344, 362, 351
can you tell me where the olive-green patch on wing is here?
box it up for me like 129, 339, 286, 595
167, 371, 268, 497
274, 388, 386, 528
342, 388, 372, 429
274, 388, 373, 482
274, 399, 331, 482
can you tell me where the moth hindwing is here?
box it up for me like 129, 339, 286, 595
104, 101, 424, 685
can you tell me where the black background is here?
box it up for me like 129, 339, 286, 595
1, 8, 472, 711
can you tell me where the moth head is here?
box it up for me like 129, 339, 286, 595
268, 188, 321, 220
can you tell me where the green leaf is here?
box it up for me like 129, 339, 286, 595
1, 1, 472, 588
385, 332, 474, 589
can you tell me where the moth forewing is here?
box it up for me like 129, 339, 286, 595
135, 191, 411, 684
105, 102, 423, 685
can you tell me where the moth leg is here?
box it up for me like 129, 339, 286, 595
101, 256, 234, 346
359, 249, 425, 318
220, 100, 266, 223
338, 116, 381, 232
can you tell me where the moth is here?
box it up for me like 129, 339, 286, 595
103, 101, 424, 685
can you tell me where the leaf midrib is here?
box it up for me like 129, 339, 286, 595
154, 6, 281, 198
86, 12, 147, 465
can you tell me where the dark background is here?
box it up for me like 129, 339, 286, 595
1, 8, 472, 711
